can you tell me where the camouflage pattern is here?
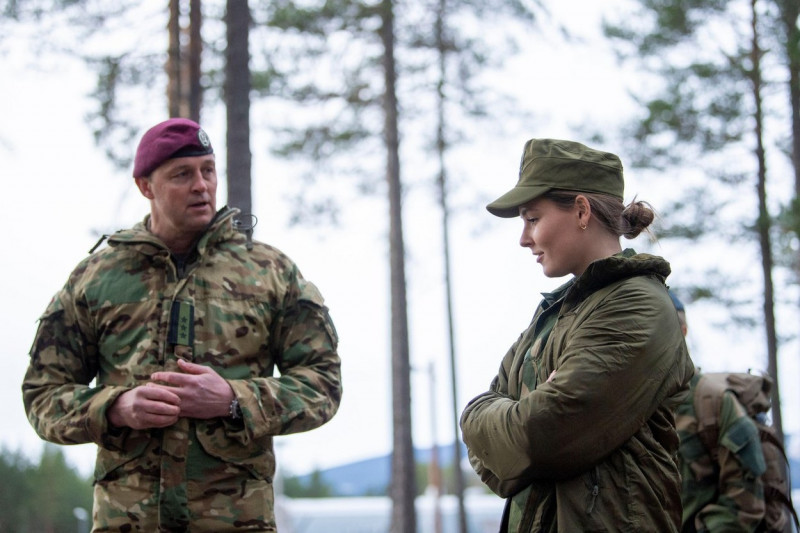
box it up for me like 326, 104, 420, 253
461, 250, 694, 532
676, 374, 766, 532
23, 206, 342, 532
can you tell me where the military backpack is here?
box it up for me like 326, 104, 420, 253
694, 372, 799, 533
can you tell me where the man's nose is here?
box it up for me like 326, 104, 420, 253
191, 170, 208, 191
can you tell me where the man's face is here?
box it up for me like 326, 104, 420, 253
135, 154, 217, 250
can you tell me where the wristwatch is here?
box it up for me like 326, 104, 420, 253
229, 398, 243, 419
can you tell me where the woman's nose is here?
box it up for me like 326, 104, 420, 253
520, 228, 532, 248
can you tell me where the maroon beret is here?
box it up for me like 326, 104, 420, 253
132, 118, 214, 178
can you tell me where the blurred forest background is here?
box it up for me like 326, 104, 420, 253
1, 0, 799, 531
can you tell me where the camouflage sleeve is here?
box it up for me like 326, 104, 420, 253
226, 276, 342, 439
22, 285, 129, 448
695, 392, 766, 532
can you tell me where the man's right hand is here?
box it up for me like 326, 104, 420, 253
107, 385, 182, 429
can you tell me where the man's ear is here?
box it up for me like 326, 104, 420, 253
134, 177, 155, 199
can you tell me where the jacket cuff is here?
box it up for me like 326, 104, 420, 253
87, 385, 133, 450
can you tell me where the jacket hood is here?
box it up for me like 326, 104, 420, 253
106, 206, 240, 256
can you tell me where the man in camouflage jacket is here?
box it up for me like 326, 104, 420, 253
670, 294, 766, 532
676, 374, 766, 532
22, 118, 342, 532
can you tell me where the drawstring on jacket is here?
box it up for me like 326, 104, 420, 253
233, 214, 258, 251
88, 234, 110, 254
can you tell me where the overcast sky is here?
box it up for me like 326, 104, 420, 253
2, 0, 798, 480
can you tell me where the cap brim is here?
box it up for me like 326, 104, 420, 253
486, 185, 551, 218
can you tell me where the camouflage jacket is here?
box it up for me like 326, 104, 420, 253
461, 250, 694, 533
676, 374, 765, 532
23, 207, 342, 532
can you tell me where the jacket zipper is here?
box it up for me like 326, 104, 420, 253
586, 466, 600, 515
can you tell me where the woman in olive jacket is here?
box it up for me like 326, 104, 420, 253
460, 138, 694, 533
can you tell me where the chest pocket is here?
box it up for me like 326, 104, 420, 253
191, 295, 275, 376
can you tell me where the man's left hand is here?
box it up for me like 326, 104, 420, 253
149, 359, 235, 419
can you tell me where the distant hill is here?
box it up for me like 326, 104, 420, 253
286, 437, 800, 499
284, 442, 471, 497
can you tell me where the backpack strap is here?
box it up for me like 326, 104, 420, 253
693, 374, 726, 461
759, 426, 800, 531
763, 486, 800, 532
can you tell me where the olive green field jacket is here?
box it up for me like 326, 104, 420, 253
461, 250, 695, 532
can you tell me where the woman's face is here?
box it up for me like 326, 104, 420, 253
518, 196, 588, 278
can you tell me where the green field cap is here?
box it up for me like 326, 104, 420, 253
487, 138, 624, 218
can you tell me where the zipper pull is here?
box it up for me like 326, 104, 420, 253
587, 468, 600, 514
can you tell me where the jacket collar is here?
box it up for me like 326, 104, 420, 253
577, 248, 670, 289
107, 206, 239, 257
540, 249, 671, 311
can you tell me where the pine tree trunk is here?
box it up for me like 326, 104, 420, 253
778, 0, 800, 198
167, 0, 202, 121
381, 1, 417, 531
167, 0, 181, 118
777, 0, 800, 407
225, 0, 252, 217
750, 0, 784, 441
433, 1, 467, 531
188, 0, 202, 122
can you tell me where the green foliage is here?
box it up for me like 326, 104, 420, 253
85, 53, 158, 169
256, 0, 545, 225
0, 444, 93, 533
3, 0, 545, 221
603, 0, 791, 335
280, 455, 488, 498
263, 0, 378, 35
419, 457, 489, 496
415, 461, 430, 496
625, 60, 748, 170
605, 0, 768, 164
3, 2, 175, 169
776, 198, 800, 273
605, 0, 729, 53
779, 197, 800, 238
282, 468, 337, 498
0, 448, 34, 532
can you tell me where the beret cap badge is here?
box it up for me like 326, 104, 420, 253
197, 129, 210, 148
